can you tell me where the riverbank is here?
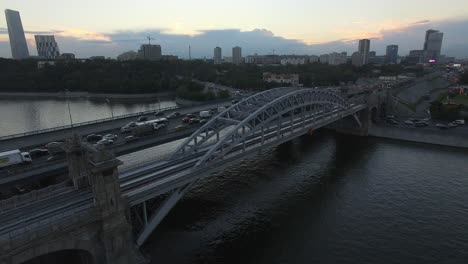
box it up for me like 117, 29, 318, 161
368, 124, 468, 148
0, 91, 174, 101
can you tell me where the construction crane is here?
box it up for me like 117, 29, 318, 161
147, 36, 155, 45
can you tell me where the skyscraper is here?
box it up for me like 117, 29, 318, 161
138, 44, 162, 60
214, 47, 222, 64
35, 35, 60, 59
5, 9, 29, 59
423, 29, 443, 62
358, 39, 370, 65
232, 46, 242, 65
386, 45, 399, 64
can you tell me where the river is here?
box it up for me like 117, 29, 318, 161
140, 132, 468, 264
0, 98, 176, 137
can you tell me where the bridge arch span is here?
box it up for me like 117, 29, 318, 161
172, 87, 352, 168
10, 238, 103, 264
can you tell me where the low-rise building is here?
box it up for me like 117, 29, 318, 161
280, 56, 307, 65
263, 72, 300, 86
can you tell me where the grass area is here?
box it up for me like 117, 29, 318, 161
447, 95, 468, 106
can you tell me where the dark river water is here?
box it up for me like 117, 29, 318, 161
143, 132, 468, 264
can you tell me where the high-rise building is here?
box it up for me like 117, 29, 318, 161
351, 52, 364, 67
35, 35, 60, 59
386, 45, 399, 64
5, 9, 29, 59
138, 44, 162, 60
214, 47, 222, 64
423, 29, 443, 62
232, 46, 242, 64
358, 39, 370, 65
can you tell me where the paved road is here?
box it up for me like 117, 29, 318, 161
0, 101, 231, 152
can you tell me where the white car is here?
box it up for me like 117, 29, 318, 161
96, 139, 114, 146
103, 134, 118, 140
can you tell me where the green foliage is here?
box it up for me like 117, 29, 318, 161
430, 100, 461, 120
459, 71, 468, 85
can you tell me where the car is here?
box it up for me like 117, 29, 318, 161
127, 122, 137, 127
86, 134, 103, 143
47, 155, 62, 162
231, 99, 239, 104
175, 125, 187, 131
185, 113, 196, 118
124, 135, 139, 142
29, 149, 49, 158
96, 139, 114, 146
386, 115, 396, 119
182, 116, 192, 123
386, 119, 398, 125
154, 111, 165, 117
404, 120, 414, 125
154, 123, 167, 130
173, 112, 182, 117
200, 119, 208, 125
448, 122, 458, 128
103, 134, 118, 140
189, 118, 201, 124
436, 124, 449, 129
414, 121, 429, 127
137, 116, 148, 122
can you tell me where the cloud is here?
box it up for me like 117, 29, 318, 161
1, 18, 468, 59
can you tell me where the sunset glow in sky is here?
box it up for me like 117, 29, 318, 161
1, 0, 468, 58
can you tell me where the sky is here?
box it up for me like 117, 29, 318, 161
1, 0, 468, 58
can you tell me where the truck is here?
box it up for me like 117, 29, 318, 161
130, 123, 155, 136
0, 149, 32, 168
199, 110, 213, 119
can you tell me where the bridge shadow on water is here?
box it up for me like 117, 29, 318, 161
142, 130, 379, 264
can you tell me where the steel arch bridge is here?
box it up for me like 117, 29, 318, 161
130, 87, 368, 245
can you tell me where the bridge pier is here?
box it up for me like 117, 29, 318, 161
68, 139, 146, 264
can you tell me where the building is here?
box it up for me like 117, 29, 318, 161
37, 61, 56, 69
309, 55, 319, 63
352, 52, 364, 67
232, 46, 242, 65
386, 45, 399, 64
424, 29, 443, 62
368, 56, 385, 65
280, 57, 307, 65
34, 35, 60, 59
263, 72, 300, 86
319, 54, 329, 64
358, 39, 371, 65
328, 52, 347, 65
138, 44, 162, 60
58, 53, 75, 60
5, 9, 29, 59
407, 50, 425, 64
117, 50, 138, 61
214, 47, 222, 64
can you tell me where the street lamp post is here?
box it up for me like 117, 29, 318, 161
66, 100, 73, 127
106, 99, 114, 119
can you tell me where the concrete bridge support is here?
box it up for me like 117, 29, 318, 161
1, 137, 145, 264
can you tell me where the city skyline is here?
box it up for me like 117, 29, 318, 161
1, 0, 468, 58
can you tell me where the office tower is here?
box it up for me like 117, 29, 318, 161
358, 39, 370, 65
138, 44, 162, 60
35, 35, 60, 59
5, 9, 29, 59
352, 52, 364, 67
214, 47, 222, 64
386, 45, 399, 64
232, 46, 242, 64
423, 29, 443, 62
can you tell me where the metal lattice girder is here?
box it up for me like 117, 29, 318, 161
171, 87, 299, 158
192, 88, 350, 167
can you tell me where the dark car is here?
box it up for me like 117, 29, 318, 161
386, 119, 398, 125
124, 135, 139, 142
182, 116, 192, 123
86, 134, 103, 143
414, 121, 429, 127
137, 116, 149, 122
189, 118, 201, 124
154, 111, 165, 117
185, 113, 196, 118
173, 112, 182, 117
29, 149, 49, 158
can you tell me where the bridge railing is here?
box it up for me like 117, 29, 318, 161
0, 99, 231, 142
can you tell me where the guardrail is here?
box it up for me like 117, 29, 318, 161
0, 99, 231, 142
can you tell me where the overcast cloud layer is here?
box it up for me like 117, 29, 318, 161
1, 18, 467, 59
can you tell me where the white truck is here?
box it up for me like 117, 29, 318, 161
200, 110, 213, 119
0, 149, 32, 168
